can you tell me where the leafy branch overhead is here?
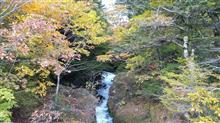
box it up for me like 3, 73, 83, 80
0, 0, 108, 122
0, 0, 220, 123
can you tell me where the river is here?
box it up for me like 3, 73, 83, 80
95, 72, 115, 123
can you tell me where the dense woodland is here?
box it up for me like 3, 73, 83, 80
0, 0, 220, 123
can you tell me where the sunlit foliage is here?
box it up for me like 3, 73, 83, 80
0, 0, 108, 121
0, 88, 16, 122
160, 58, 220, 122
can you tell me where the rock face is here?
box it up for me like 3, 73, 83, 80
108, 73, 187, 123
29, 86, 98, 123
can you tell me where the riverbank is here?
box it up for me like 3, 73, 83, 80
108, 73, 188, 123
13, 86, 98, 123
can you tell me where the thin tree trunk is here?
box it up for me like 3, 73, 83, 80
56, 74, 60, 95
183, 36, 189, 58
183, 36, 196, 84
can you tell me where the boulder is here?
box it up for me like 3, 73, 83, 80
29, 86, 98, 123
109, 73, 187, 123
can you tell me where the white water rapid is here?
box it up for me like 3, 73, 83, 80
95, 72, 116, 123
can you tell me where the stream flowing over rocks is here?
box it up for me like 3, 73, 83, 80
96, 72, 115, 123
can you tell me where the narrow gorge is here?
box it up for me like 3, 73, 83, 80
1, 0, 220, 123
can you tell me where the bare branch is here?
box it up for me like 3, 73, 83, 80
160, 7, 181, 15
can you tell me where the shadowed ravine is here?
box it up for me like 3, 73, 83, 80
95, 0, 119, 122
95, 0, 128, 122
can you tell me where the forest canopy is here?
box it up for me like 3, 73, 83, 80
0, 0, 220, 123
0, 0, 108, 122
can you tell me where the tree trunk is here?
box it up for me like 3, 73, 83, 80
183, 36, 189, 58
56, 74, 60, 95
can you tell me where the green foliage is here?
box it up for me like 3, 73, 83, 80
1, 0, 220, 122
125, 49, 157, 72
126, 55, 145, 71
142, 79, 163, 97
15, 65, 35, 78
159, 44, 183, 62
126, 0, 149, 16
161, 63, 180, 73
150, 0, 173, 7
14, 91, 42, 119
0, 88, 16, 123
0, 0, 109, 122
160, 58, 220, 122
